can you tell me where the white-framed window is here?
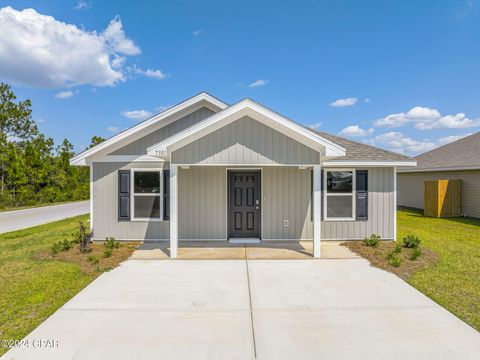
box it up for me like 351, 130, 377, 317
131, 168, 163, 221
324, 169, 356, 221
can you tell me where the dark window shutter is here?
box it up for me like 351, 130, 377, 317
118, 170, 130, 221
163, 170, 170, 220
356, 170, 368, 221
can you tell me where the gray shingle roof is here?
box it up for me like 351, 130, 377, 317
311, 130, 414, 162
407, 132, 480, 170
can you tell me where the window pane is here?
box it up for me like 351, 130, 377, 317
327, 171, 353, 193
327, 195, 353, 218
134, 172, 160, 193
134, 196, 160, 218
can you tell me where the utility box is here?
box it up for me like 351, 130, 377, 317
424, 179, 462, 218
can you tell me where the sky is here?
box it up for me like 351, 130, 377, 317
0, 0, 479, 155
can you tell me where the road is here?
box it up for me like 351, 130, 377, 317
0, 201, 89, 234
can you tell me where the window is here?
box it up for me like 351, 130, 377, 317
131, 169, 162, 220
324, 170, 355, 220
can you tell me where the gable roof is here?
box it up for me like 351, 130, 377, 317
400, 132, 480, 172
147, 98, 346, 158
70, 92, 228, 166
313, 131, 415, 165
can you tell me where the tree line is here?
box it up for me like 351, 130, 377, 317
0, 83, 103, 209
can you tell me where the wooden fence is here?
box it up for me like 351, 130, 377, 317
424, 179, 461, 218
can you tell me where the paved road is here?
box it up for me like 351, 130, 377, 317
0, 201, 89, 234
4, 258, 480, 360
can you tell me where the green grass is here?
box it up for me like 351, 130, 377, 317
0, 215, 92, 355
398, 208, 480, 331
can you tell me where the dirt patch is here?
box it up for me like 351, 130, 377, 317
36, 242, 139, 275
342, 241, 439, 280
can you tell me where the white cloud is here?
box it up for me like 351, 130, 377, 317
54, 90, 74, 99
0, 7, 142, 88
339, 125, 374, 137
75, 1, 92, 10
364, 98, 371, 103
437, 133, 472, 145
130, 65, 166, 80
308, 122, 322, 130
373, 106, 480, 130
370, 131, 436, 155
121, 109, 152, 120
193, 30, 202, 36
155, 104, 173, 112
249, 79, 269, 88
107, 126, 119, 133
330, 97, 358, 107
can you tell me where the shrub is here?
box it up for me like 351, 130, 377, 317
389, 254, 402, 267
51, 242, 62, 255
410, 247, 421, 260
103, 247, 113, 258
363, 233, 380, 247
77, 221, 94, 253
104, 237, 120, 250
393, 243, 402, 254
88, 255, 99, 264
403, 234, 421, 249
61, 239, 71, 251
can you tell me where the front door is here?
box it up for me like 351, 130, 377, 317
228, 171, 261, 238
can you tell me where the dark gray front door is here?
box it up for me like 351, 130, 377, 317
228, 171, 261, 238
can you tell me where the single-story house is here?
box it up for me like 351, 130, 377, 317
398, 132, 480, 218
70, 93, 416, 258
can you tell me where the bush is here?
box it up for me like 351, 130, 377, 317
403, 234, 421, 248
363, 234, 380, 247
51, 242, 62, 255
393, 243, 402, 254
76, 221, 94, 253
88, 255, 99, 264
61, 239, 71, 251
410, 247, 421, 260
104, 236, 120, 250
103, 247, 113, 258
388, 254, 402, 267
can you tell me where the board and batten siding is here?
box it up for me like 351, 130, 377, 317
171, 116, 320, 165
398, 170, 480, 218
111, 107, 215, 155
92, 162, 169, 240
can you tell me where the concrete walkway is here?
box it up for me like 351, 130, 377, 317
0, 201, 89, 234
4, 259, 480, 360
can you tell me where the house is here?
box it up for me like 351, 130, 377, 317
398, 132, 480, 218
70, 93, 416, 258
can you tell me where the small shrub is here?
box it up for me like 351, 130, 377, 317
363, 233, 380, 247
410, 247, 421, 260
403, 234, 421, 249
88, 255, 99, 264
393, 243, 402, 254
103, 247, 113, 258
104, 237, 120, 250
61, 239, 71, 251
51, 242, 62, 255
388, 254, 402, 267
77, 221, 94, 253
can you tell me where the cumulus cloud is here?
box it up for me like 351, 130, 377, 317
373, 106, 480, 130
107, 126, 119, 133
308, 122, 322, 130
121, 109, 152, 120
249, 79, 269, 88
129, 65, 166, 80
339, 125, 374, 137
75, 1, 92, 10
330, 97, 358, 107
437, 133, 473, 145
0, 7, 142, 88
369, 131, 436, 155
54, 90, 74, 99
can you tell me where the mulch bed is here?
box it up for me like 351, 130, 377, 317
342, 241, 439, 280
36, 242, 139, 275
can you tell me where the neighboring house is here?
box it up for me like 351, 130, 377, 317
397, 132, 480, 218
71, 93, 415, 258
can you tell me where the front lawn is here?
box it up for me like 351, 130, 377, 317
0, 216, 137, 356
347, 208, 480, 332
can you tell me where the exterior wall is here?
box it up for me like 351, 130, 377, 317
111, 107, 215, 155
171, 116, 320, 165
398, 170, 480, 218
92, 161, 169, 240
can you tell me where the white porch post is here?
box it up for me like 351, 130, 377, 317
169, 164, 178, 259
313, 164, 321, 258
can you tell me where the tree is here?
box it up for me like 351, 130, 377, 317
89, 135, 105, 149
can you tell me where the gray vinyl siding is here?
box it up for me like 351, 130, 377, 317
171, 116, 320, 165
398, 170, 480, 218
321, 167, 395, 240
92, 162, 169, 240
111, 107, 215, 155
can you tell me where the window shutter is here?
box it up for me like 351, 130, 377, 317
356, 170, 368, 221
163, 170, 170, 220
118, 170, 130, 221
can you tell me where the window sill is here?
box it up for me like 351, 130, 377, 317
323, 217, 356, 222
130, 218, 164, 222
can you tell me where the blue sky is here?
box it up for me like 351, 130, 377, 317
0, 0, 479, 155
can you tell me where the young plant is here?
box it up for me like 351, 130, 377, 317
393, 243, 402, 254
61, 239, 71, 251
410, 247, 421, 260
388, 254, 402, 267
88, 255, 99, 264
403, 234, 421, 249
77, 221, 94, 253
51, 242, 62, 255
103, 247, 113, 258
363, 233, 380, 247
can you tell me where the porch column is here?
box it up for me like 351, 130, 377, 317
313, 164, 321, 258
169, 164, 178, 259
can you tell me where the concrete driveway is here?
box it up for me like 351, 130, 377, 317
3, 259, 480, 360
0, 201, 89, 234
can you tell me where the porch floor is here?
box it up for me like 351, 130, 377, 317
130, 241, 360, 260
